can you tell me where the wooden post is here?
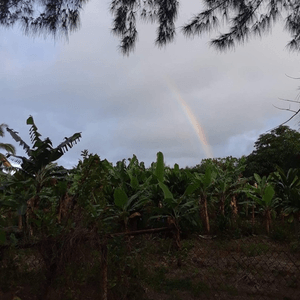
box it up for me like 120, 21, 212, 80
101, 241, 108, 300
252, 204, 255, 234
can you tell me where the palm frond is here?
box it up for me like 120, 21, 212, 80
6, 127, 31, 156
26, 115, 42, 146
56, 132, 82, 154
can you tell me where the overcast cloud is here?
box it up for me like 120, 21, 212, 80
1, 0, 300, 169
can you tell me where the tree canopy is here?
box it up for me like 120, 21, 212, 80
1, 0, 300, 54
244, 125, 300, 178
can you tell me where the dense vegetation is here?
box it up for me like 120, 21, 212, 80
0, 118, 300, 299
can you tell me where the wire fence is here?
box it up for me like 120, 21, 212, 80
180, 236, 300, 300
0, 233, 299, 300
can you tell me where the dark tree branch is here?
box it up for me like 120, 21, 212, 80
278, 97, 300, 104
272, 104, 297, 113
1, 1, 300, 54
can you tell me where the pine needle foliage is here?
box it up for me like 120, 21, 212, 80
1, 1, 299, 54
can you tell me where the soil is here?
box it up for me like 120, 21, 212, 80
1, 234, 300, 300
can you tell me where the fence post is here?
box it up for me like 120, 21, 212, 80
101, 240, 108, 300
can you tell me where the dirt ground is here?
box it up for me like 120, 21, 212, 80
1, 235, 300, 300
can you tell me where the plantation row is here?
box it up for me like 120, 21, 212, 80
0, 118, 299, 243
1, 149, 300, 245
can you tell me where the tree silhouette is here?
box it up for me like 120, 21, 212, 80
6, 116, 81, 175
244, 125, 300, 178
1, 0, 300, 54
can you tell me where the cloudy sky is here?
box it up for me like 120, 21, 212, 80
1, 1, 300, 169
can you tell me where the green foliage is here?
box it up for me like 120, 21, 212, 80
245, 126, 300, 177
246, 174, 277, 210
155, 152, 164, 182
114, 187, 128, 209
6, 116, 81, 175
2, 145, 300, 299
150, 152, 201, 232
272, 167, 300, 214
271, 167, 300, 235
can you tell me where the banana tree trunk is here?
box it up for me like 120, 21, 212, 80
252, 204, 255, 233
200, 195, 210, 233
231, 195, 238, 222
101, 241, 108, 300
220, 195, 225, 216
266, 209, 271, 235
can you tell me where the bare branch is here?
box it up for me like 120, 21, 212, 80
276, 107, 300, 127
285, 74, 300, 80
272, 104, 297, 113
278, 97, 300, 104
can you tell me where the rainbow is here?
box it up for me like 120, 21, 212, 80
166, 78, 214, 159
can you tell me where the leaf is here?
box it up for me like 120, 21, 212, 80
202, 167, 212, 187
114, 187, 128, 209
201, 166, 217, 188
6, 127, 31, 155
130, 176, 139, 190
27, 116, 42, 145
26, 116, 34, 125
55, 132, 82, 155
155, 152, 164, 182
174, 163, 179, 173
184, 182, 200, 196
253, 173, 261, 185
262, 184, 275, 207
158, 182, 173, 200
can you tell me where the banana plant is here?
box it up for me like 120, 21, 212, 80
93, 154, 153, 233
271, 167, 300, 235
152, 152, 200, 245
6, 116, 81, 175
112, 187, 148, 232
184, 164, 218, 233
0, 116, 81, 238
0, 163, 69, 236
245, 173, 278, 234
214, 162, 247, 216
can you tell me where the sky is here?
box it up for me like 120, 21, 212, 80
1, 0, 300, 169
